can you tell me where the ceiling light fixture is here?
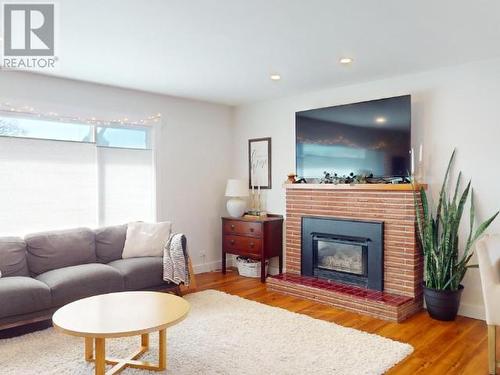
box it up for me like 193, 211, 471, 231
375, 117, 387, 124
270, 74, 281, 81
339, 57, 353, 65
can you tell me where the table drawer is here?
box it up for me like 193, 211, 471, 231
223, 220, 262, 237
223, 235, 262, 256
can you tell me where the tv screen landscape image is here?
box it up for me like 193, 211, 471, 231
295, 95, 411, 179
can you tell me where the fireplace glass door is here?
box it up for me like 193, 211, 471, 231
313, 235, 368, 277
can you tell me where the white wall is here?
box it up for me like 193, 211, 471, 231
0, 71, 233, 273
232, 57, 500, 320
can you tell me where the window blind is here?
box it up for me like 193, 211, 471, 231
0, 137, 98, 235
0, 116, 155, 236
98, 147, 154, 226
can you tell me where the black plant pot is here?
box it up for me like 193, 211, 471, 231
423, 284, 464, 321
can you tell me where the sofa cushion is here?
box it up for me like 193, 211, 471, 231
25, 228, 96, 276
0, 237, 29, 277
122, 221, 171, 259
36, 263, 124, 307
0, 276, 51, 319
95, 224, 127, 263
108, 257, 167, 291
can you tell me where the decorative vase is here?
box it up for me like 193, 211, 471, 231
423, 284, 464, 321
225, 179, 249, 217
286, 173, 297, 184
226, 197, 246, 217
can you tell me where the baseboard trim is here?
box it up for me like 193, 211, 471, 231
423, 299, 485, 321
458, 303, 485, 320
192, 260, 221, 274
193, 259, 279, 277
192, 259, 235, 274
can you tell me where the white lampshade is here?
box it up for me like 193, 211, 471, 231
225, 179, 249, 197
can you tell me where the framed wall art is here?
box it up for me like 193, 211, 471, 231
248, 137, 271, 189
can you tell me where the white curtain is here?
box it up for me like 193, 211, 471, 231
97, 147, 154, 226
0, 137, 98, 236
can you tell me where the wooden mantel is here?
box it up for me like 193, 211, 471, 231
284, 183, 427, 191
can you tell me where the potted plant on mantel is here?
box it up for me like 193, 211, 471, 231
414, 149, 499, 321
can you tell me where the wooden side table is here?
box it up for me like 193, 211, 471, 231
221, 214, 284, 282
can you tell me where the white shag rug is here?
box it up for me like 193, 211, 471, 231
0, 290, 412, 375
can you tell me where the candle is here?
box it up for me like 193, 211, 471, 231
419, 144, 423, 163
258, 184, 261, 211
251, 169, 255, 210
411, 148, 415, 175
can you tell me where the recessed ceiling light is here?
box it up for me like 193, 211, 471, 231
270, 74, 281, 81
339, 57, 353, 65
375, 117, 387, 124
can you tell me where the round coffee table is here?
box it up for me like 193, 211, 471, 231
52, 291, 190, 375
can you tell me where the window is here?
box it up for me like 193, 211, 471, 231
0, 115, 155, 236
0, 116, 93, 142
96, 126, 151, 149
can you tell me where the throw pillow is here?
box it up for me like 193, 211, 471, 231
122, 221, 172, 258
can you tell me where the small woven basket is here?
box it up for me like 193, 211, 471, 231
236, 257, 269, 278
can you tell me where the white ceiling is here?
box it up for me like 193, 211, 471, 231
39, 0, 500, 105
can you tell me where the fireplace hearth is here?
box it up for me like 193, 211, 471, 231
302, 216, 383, 291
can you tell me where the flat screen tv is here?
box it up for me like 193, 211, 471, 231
296, 95, 411, 180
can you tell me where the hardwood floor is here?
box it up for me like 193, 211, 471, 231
194, 269, 492, 375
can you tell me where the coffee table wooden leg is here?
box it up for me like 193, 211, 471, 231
86, 331, 167, 374
158, 329, 167, 370
141, 333, 149, 349
95, 338, 106, 375
85, 337, 94, 361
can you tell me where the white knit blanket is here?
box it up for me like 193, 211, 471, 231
163, 233, 190, 286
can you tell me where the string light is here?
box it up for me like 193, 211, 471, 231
0, 102, 162, 126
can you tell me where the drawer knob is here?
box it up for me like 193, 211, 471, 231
230, 240, 235, 244
250, 228, 254, 232
231, 224, 235, 229
249, 242, 254, 248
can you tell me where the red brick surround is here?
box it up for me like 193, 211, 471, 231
266, 184, 424, 322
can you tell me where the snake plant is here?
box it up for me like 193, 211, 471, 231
414, 149, 499, 291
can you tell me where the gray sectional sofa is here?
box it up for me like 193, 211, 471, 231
0, 225, 176, 330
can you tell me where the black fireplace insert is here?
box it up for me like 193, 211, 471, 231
301, 216, 383, 291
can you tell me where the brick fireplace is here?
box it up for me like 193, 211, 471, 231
267, 184, 424, 322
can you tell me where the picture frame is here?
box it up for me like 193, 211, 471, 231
248, 137, 272, 189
